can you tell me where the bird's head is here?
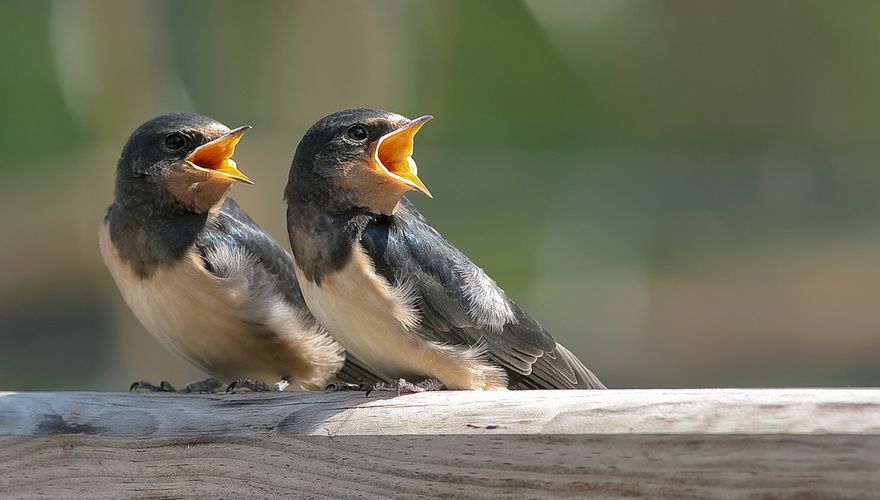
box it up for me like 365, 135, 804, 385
287, 108, 432, 215
116, 112, 252, 213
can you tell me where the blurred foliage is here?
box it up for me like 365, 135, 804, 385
1, 0, 879, 390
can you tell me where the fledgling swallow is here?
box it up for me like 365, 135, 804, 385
284, 108, 604, 391
100, 112, 357, 392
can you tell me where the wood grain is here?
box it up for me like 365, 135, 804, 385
1, 389, 879, 498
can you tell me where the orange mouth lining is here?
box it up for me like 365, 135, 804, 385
185, 126, 253, 184
371, 116, 432, 196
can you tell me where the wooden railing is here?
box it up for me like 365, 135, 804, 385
1, 389, 878, 498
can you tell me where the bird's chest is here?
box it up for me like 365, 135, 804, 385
294, 245, 425, 380
100, 224, 250, 376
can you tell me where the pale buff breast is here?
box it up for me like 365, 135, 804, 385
99, 223, 343, 389
294, 244, 508, 390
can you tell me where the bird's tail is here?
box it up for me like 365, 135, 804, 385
556, 343, 606, 389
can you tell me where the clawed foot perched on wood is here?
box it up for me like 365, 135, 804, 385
129, 380, 175, 393
129, 376, 290, 394
226, 376, 291, 393
129, 377, 223, 394
374, 378, 447, 396
326, 378, 447, 397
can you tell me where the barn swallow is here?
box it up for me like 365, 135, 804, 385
100, 112, 363, 392
284, 108, 605, 391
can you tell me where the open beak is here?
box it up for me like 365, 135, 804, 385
370, 115, 432, 197
185, 125, 253, 184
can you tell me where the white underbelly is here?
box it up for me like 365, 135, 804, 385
99, 224, 331, 383
294, 243, 509, 390
294, 247, 429, 381
101, 236, 244, 374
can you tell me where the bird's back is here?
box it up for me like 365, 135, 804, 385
360, 198, 604, 389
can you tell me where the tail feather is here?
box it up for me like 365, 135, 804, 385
555, 343, 605, 389
508, 342, 606, 390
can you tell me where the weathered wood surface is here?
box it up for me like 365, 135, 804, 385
1, 389, 879, 498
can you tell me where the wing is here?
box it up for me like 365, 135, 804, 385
196, 198, 384, 384
360, 198, 604, 389
197, 197, 306, 308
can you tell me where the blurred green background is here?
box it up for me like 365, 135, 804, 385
2, 0, 879, 390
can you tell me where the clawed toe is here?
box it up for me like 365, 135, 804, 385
415, 378, 447, 392
371, 378, 447, 396
393, 378, 425, 395
129, 380, 175, 392
130, 378, 226, 393
226, 378, 272, 393
131, 376, 286, 394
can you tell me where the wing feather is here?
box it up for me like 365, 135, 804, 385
196, 198, 376, 383
360, 198, 603, 389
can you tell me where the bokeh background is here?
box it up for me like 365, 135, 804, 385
2, 0, 879, 390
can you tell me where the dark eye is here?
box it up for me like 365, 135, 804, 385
346, 124, 368, 142
164, 133, 187, 151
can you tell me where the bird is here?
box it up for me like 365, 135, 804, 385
100, 112, 354, 392
284, 108, 605, 391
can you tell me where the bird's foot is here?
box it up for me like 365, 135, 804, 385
130, 377, 225, 393
129, 380, 176, 392
372, 378, 447, 396
226, 378, 272, 393
180, 377, 223, 393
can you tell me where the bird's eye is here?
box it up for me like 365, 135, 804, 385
164, 133, 187, 151
346, 125, 368, 142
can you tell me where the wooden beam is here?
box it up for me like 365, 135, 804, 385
1, 389, 878, 498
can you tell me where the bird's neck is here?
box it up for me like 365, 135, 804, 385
286, 196, 377, 285
107, 200, 211, 278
